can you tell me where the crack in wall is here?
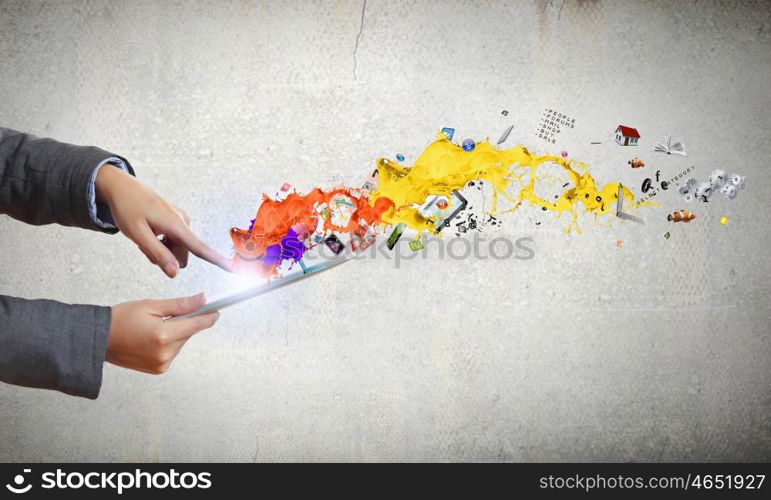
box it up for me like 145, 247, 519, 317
352, 0, 367, 79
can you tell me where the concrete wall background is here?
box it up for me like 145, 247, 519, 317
1, 0, 769, 462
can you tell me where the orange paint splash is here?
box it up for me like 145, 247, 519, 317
231, 188, 392, 274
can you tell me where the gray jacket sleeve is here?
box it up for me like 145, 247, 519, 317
0, 297, 111, 399
0, 127, 134, 232
0, 127, 133, 399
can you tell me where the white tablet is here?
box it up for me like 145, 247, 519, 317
165, 253, 352, 321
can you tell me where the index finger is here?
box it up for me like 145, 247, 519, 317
166, 224, 233, 272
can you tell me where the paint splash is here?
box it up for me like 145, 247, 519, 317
230, 188, 392, 275
231, 134, 647, 277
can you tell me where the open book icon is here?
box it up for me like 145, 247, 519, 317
652, 135, 687, 156
616, 185, 645, 224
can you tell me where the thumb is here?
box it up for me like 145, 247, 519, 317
150, 293, 206, 317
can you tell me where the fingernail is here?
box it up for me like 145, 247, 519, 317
164, 262, 178, 277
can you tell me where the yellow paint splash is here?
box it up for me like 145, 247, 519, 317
373, 136, 648, 234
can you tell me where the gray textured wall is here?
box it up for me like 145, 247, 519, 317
1, 0, 770, 462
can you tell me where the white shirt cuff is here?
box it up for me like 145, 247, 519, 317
88, 157, 129, 229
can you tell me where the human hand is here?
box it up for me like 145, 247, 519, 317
95, 166, 232, 278
106, 293, 218, 374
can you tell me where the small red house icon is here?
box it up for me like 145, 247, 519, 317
615, 125, 640, 146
